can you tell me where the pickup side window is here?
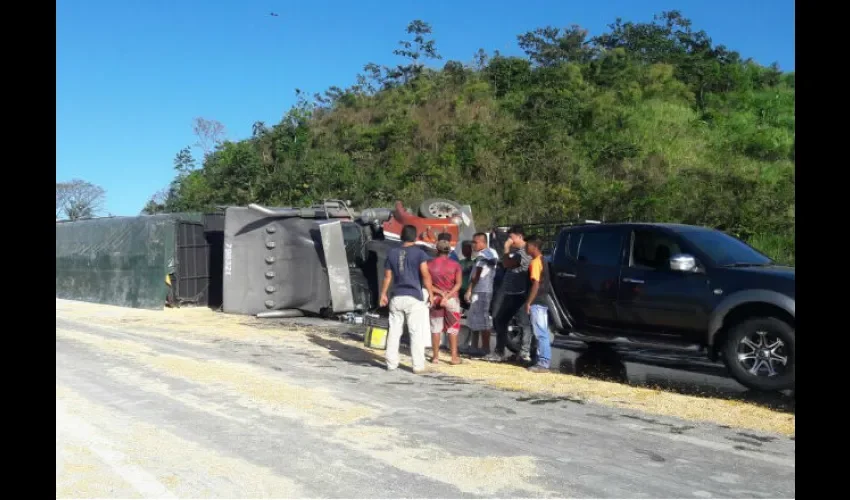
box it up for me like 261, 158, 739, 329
567, 232, 581, 259
629, 229, 683, 271
554, 230, 583, 266
576, 230, 623, 266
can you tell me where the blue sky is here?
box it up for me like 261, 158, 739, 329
57, 0, 795, 216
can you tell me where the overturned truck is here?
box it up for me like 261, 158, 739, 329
222, 199, 476, 318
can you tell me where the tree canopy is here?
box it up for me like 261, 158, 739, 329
57, 179, 106, 221
145, 11, 795, 264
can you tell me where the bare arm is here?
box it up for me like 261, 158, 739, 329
379, 269, 393, 306
450, 266, 463, 297
525, 258, 542, 312
526, 280, 541, 309
380, 269, 392, 297
465, 266, 482, 301
419, 262, 435, 300
469, 267, 483, 288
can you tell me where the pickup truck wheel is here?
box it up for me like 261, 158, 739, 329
723, 317, 795, 392
504, 323, 554, 355
505, 326, 523, 354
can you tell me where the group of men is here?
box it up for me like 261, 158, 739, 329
379, 224, 551, 374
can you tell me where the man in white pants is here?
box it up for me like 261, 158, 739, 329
380, 224, 437, 373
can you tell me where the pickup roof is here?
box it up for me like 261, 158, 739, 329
504, 222, 794, 392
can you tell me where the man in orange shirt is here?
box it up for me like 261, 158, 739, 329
524, 235, 551, 373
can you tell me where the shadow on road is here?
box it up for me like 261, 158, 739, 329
556, 345, 795, 414
306, 333, 417, 374
296, 317, 795, 416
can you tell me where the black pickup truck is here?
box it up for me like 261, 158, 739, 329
498, 222, 795, 392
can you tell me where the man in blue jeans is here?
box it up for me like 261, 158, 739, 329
524, 235, 551, 373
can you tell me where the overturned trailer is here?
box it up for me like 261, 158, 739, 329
221, 199, 476, 318
56, 213, 224, 310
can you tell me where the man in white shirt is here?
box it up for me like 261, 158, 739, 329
464, 232, 500, 355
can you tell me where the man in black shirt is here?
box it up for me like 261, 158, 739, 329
484, 225, 533, 363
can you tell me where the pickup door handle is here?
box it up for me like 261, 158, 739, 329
622, 277, 645, 284
556, 272, 576, 278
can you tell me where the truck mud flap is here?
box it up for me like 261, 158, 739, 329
318, 221, 356, 313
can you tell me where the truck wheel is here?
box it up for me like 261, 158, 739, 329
722, 317, 795, 392
418, 198, 463, 219
505, 325, 553, 353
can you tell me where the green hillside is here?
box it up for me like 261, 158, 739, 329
146, 11, 795, 264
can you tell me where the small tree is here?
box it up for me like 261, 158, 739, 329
56, 179, 106, 220
391, 20, 442, 83
192, 117, 227, 158
141, 189, 170, 215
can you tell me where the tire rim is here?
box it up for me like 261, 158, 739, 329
737, 330, 789, 377
427, 201, 460, 218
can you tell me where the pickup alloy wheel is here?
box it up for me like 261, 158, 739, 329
505, 322, 555, 355
723, 317, 795, 392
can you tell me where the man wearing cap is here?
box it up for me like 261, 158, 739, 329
427, 234, 464, 365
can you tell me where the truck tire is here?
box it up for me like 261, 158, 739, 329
418, 198, 463, 219
505, 325, 534, 356
722, 316, 795, 392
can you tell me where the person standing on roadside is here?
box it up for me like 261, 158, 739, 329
524, 235, 551, 373
450, 239, 473, 263
427, 236, 464, 365
485, 225, 533, 364
465, 232, 499, 356
380, 225, 438, 374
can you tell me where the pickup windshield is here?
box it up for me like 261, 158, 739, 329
677, 229, 773, 267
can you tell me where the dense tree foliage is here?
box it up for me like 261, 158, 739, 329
145, 12, 795, 264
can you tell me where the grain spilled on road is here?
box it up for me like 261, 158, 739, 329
57, 326, 377, 427
57, 385, 306, 498
107, 366, 249, 424
56, 299, 795, 437
332, 425, 552, 497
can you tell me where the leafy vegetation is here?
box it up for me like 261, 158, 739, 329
145, 11, 795, 264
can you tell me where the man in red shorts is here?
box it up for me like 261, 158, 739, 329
427, 237, 464, 365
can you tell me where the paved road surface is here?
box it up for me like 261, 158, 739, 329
56, 301, 794, 498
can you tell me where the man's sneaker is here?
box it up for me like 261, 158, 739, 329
528, 365, 549, 373
483, 352, 506, 362
412, 367, 429, 375
519, 354, 533, 364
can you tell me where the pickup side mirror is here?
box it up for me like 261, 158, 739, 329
670, 253, 699, 273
